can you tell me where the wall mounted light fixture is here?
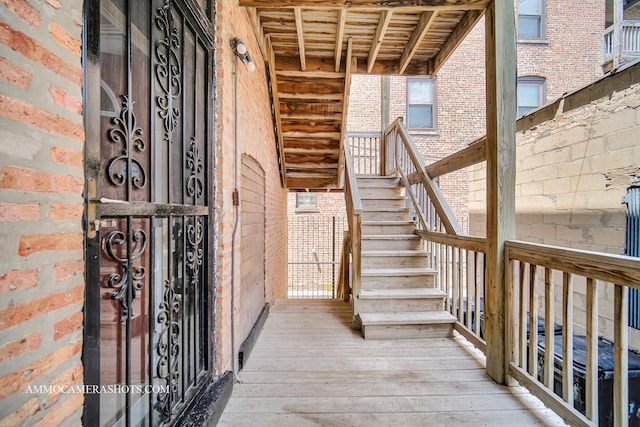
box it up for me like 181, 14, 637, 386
232, 38, 256, 72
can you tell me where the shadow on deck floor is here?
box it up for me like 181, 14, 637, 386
218, 299, 567, 426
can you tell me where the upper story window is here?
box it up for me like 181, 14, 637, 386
517, 76, 546, 116
517, 0, 545, 40
406, 77, 436, 130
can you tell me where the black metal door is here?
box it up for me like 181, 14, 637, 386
83, 1, 214, 425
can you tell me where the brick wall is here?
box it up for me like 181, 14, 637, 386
345, 1, 603, 232
0, 1, 85, 425
214, 0, 288, 374
287, 193, 347, 297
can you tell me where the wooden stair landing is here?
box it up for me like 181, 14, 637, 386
217, 299, 568, 427
355, 175, 456, 339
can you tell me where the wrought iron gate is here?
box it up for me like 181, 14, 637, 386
287, 216, 347, 299
83, 1, 214, 425
625, 187, 640, 328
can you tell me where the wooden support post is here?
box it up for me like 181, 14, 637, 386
613, 0, 623, 69
381, 76, 390, 132
484, 0, 516, 385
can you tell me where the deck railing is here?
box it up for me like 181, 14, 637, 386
348, 132, 382, 175
506, 241, 640, 427
381, 119, 488, 345
342, 145, 362, 320
376, 116, 640, 426
604, 21, 640, 64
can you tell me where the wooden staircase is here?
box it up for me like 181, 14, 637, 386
354, 175, 457, 340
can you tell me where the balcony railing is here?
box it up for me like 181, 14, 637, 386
604, 21, 640, 67
375, 118, 640, 426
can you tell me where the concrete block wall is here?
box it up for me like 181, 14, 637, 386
0, 1, 85, 425
214, 0, 288, 375
469, 64, 640, 344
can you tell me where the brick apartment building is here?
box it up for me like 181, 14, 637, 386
0, 0, 287, 425
0, 0, 637, 425
287, 0, 605, 297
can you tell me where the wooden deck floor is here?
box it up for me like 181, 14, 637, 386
218, 299, 567, 426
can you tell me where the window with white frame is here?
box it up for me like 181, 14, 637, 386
517, 77, 546, 117
517, 0, 545, 40
296, 192, 318, 211
406, 77, 436, 130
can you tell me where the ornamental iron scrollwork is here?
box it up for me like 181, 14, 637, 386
186, 137, 204, 199
107, 96, 147, 190
186, 217, 204, 286
156, 280, 181, 418
155, 0, 182, 144
103, 228, 147, 321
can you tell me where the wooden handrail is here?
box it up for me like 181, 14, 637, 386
343, 144, 362, 311
426, 136, 486, 178
384, 118, 462, 235
505, 239, 640, 426
505, 240, 640, 288
343, 145, 362, 215
414, 229, 486, 253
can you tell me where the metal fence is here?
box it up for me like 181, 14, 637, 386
288, 216, 347, 299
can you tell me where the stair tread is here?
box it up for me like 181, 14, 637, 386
361, 195, 405, 200
362, 234, 419, 239
360, 288, 445, 299
362, 267, 436, 276
362, 206, 410, 212
360, 311, 457, 325
362, 220, 414, 225
361, 249, 427, 256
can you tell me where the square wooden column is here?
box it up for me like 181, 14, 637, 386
485, 0, 517, 384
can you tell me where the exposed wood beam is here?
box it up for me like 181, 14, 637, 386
338, 38, 354, 189
286, 176, 339, 190
277, 69, 345, 79
294, 7, 307, 71
286, 171, 338, 178
265, 35, 287, 187
283, 131, 341, 139
284, 147, 340, 155
430, 8, 484, 75
280, 113, 342, 122
246, 8, 268, 60
484, 0, 516, 386
399, 11, 438, 74
276, 55, 432, 76
367, 10, 393, 73
334, 9, 347, 72
239, 0, 489, 10
278, 92, 343, 101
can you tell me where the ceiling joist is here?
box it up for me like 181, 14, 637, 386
294, 7, 307, 71
334, 9, 347, 72
242, 1, 490, 190
238, 0, 488, 10
367, 10, 393, 73
399, 11, 438, 74
430, 8, 484, 74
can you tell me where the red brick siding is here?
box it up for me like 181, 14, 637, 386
0, 1, 84, 425
214, 0, 289, 375
346, 1, 603, 232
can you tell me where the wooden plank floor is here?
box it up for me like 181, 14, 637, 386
218, 299, 568, 426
